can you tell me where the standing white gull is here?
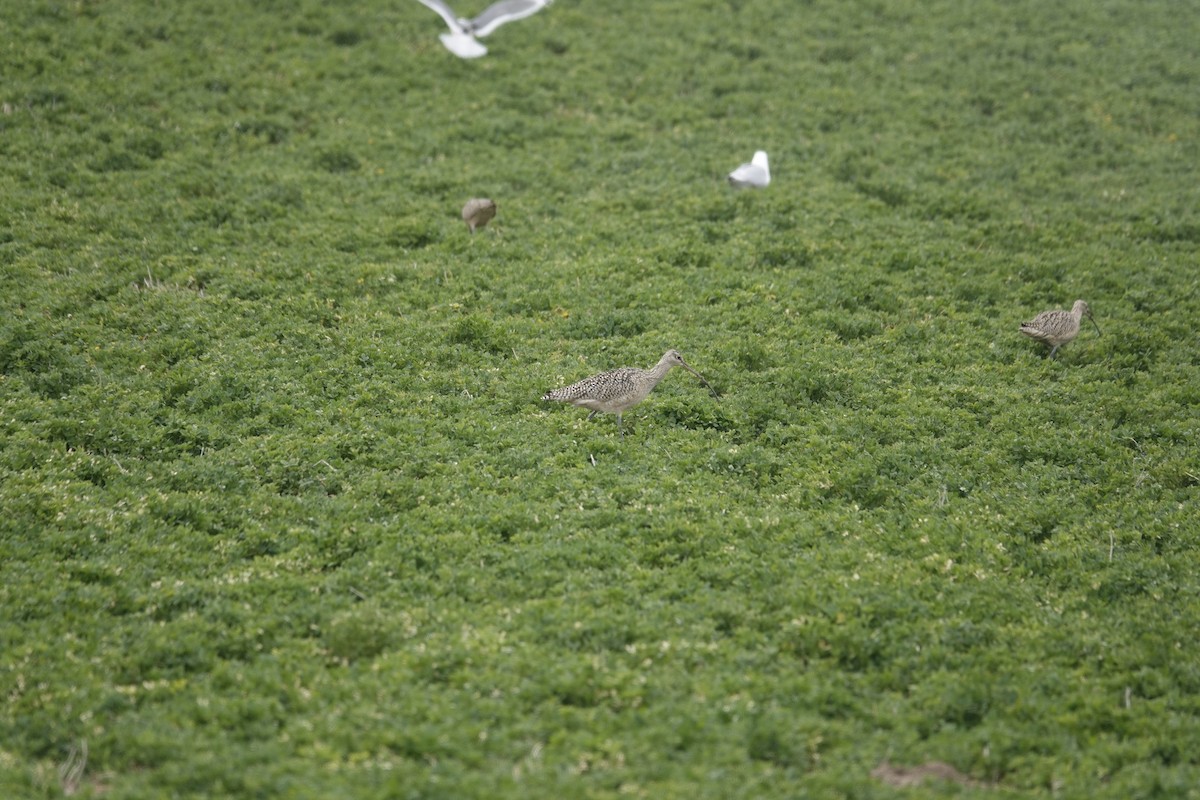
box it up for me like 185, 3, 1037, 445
415, 0, 553, 59
727, 150, 770, 189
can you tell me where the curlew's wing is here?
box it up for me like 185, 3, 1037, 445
544, 367, 636, 403
1019, 322, 1049, 342
1023, 310, 1064, 331
1020, 309, 1069, 343
470, 0, 551, 37
416, 0, 467, 33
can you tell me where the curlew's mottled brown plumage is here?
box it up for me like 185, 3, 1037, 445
542, 349, 718, 435
462, 198, 497, 234
1020, 299, 1100, 358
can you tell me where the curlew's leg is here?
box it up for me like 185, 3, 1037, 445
616, 414, 623, 437
587, 410, 598, 421
1048, 345, 1059, 359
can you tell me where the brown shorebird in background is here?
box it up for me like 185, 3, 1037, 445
462, 198, 497, 234
1020, 299, 1100, 358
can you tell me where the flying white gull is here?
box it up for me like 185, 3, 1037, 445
727, 150, 770, 189
416, 0, 553, 59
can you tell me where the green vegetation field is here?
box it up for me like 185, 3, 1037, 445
2, 0, 1198, 797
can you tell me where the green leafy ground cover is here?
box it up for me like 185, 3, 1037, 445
1, 0, 1198, 797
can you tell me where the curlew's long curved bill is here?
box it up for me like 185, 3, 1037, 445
680, 360, 721, 399
1087, 317, 1102, 336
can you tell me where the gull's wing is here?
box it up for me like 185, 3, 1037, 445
417, 0, 466, 33
728, 163, 769, 188
439, 31, 488, 57
469, 0, 551, 37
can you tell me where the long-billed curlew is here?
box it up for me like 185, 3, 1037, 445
461, 198, 497, 234
728, 150, 770, 189
416, 0, 553, 59
1020, 299, 1101, 358
542, 349, 718, 435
